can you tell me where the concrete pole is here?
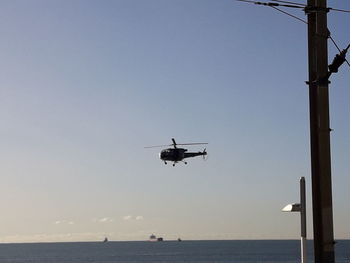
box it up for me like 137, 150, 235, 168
300, 177, 307, 263
306, 0, 335, 261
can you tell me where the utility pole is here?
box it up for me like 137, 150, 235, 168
300, 177, 307, 263
306, 0, 335, 261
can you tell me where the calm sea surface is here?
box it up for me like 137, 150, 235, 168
0, 240, 349, 262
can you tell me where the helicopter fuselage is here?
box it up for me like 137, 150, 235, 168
159, 148, 206, 164
145, 138, 208, 166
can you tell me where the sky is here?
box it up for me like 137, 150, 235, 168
0, 0, 349, 243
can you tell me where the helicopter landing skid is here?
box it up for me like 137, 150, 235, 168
170, 161, 187, 167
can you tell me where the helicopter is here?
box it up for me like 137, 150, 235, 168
145, 138, 208, 166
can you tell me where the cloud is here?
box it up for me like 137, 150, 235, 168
123, 215, 132, 221
123, 215, 144, 221
98, 217, 114, 223
54, 220, 75, 225
0, 232, 112, 243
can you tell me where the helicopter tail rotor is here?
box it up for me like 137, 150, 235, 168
202, 148, 208, 161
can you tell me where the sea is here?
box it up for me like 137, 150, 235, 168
0, 240, 349, 263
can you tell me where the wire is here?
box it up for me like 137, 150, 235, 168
236, 0, 261, 4
237, 0, 350, 13
237, 0, 350, 69
329, 37, 350, 68
270, 6, 307, 24
236, 0, 304, 9
329, 7, 350, 14
271, 0, 305, 7
272, 8, 350, 68
237, 0, 306, 23
329, 36, 342, 53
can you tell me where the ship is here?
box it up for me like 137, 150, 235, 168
149, 234, 163, 241
149, 234, 157, 241
103, 237, 108, 243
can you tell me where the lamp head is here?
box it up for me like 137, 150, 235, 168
282, 203, 301, 212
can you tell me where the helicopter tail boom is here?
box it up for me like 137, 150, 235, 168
184, 149, 207, 159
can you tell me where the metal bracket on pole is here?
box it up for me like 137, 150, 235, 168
304, 6, 330, 14
305, 44, 349, 86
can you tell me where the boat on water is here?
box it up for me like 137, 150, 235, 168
149, 234, 163, 242
149, 234, 157, 241
103, 237, 108, 243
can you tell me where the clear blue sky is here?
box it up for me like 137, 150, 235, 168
0, 0, 349, 242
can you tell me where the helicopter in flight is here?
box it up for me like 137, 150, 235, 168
145, 138, 208, 166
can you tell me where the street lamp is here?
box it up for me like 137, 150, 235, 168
282, 177, 307, 263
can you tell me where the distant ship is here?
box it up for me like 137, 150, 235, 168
149, 234, 157, 241
149, 234, 163, 242
103, 237, 108, 243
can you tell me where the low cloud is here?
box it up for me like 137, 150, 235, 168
92, 217, 114, 223
98, 217, 114, 223
54, 220, 75, 225
123, 215, 132, 221
0, 232, 111, 243
123, 215, 144, 221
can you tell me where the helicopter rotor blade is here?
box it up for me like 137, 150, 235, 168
176, 142, 208, 146
144, 144, 172, 149
145, 139, 208, 148
172, 138, 177, 149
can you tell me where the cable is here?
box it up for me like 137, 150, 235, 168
237, 0, 350, 13
329, 37, 350, 68
237, 0, 307, 24
272, 9, 350, 68
271, 0, 305, 7
236, 0, 304, 9
328, 44, 350, 74
237, 0, 350, 69
272, 1, 350, 13
329, 7, 350, 14
270, 6, 307, 24
329, 36, 342, 53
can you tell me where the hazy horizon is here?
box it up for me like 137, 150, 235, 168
1, 0, 350, 243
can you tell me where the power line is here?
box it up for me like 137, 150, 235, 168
237, 0, 350, 69
271, 0, 305, 7
236, 0, 304, 9
329, 7, 350, 14
329, 37, 350, 68
271, 8, 350, 69
237, 0, 350, 13
270, 6, 307, 24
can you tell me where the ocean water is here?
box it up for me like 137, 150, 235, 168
0, 240, 349, 263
